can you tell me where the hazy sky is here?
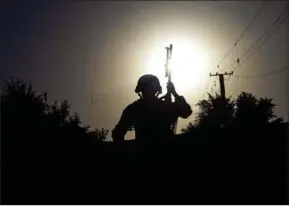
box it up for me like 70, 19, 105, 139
2, 1, 288, 138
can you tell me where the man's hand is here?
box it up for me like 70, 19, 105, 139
167, 82, 179, 97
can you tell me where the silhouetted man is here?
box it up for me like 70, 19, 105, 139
112, 74, 192, 147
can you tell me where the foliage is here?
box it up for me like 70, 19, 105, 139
234, 92, 277, 127
182, 91, 283, 134
1, 77, 109, 153
1, 78, 287, 205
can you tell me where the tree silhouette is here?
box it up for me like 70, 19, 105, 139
1, 77, 109, 163
182, 92, 235, 133
234, 92, 278, 128
198, 93, 235, 129
182, 91, 283, 135
91, 128, 109, 141
1, 78, 47, 128
1, 78, 287, 205
181, 122, 195, 134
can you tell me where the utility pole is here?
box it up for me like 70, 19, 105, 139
209, 71, 233, 129
44, 92, 47, 102
209, 71, 233, 100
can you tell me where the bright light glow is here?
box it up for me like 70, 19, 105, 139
144, 39, 209, 96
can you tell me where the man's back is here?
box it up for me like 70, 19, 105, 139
112, 95, 192, 144
112, 74, 192, 145
128, 98, 175, 142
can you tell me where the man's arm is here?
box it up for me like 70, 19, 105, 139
111, 106, 133, 143
174, 95, 192, 118
167, 82, 192, 119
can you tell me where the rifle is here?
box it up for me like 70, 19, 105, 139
163, 44, 178, 134
165, 44, 172, 102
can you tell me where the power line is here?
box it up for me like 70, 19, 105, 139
202, 76, 213, 99
239, 15, 289, 65
238, 11, 288, 63
202, 3, 287, 99
234, 65, 289, 78
224, 10, 289, 85
227, 8, 289, 70
204, 2, 267, 98
232, 14, 288, 73
210, 1, 266, 73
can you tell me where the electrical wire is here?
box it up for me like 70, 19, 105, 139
202, 2, 267, 98
225, 10, 289, 85
237, 14, 289, 67
227, 8, 289, 70
210, 1, 266, 73
202, 76, 213, 99
234, 65, 289, 79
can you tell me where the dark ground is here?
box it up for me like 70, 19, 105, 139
2, 123, 288, 204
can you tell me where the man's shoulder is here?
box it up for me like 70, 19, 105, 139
124, 99, 142, 112
158, 98, 174, 106
124, 98, 174, 110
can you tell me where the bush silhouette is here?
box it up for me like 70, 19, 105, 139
1, 77, 287, 205
182, 91, 283, 135
1, 78, 109, 163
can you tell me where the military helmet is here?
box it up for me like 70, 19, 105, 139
135, 74, 162, 94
